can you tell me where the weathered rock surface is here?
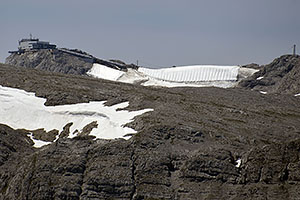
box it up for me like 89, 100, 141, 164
0, 60, 300, 199
239, 55, 300, 94
5, 49, 93, 75
5, 49, 138, 76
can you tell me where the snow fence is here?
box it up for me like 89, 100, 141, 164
138, 65, 239, 82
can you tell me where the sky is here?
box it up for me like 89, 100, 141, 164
0, 0, 299, 68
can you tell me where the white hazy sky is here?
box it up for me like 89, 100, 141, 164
0, 0, 299, 68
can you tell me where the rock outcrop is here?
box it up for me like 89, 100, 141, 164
238, 55, 300, 94
5, 49, 138, 76
5, 49, 93, 75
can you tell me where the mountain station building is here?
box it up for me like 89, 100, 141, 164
9, 35, 56, 53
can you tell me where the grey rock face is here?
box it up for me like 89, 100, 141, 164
5, 49, 93, 75
5, 49, 138, 77
0, 125, 35, 199
239, 55, 300, 94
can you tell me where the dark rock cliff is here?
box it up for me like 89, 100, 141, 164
238, 55, 300, 94
0, 62, 300, 199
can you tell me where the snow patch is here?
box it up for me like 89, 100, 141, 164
238, 67, 259, 78
142, 78, 237, 88
295, 93, 300, 97
235, 158, 241, 168
87, 63, 125, 81
28, 133, 52, 148
0, 85, 153, 147
118, 68, 149, 84
259, 91, 267, 94
257, 76, 264, 80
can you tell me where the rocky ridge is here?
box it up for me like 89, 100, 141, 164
238, 55, 300, 95
0, 58, 300, 199
5, 48, 138, 76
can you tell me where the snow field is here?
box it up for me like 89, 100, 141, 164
0, 86, 153, 147
87, 64, 253, 88
87, 63, 125, 81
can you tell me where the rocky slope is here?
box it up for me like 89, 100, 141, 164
238, 55, 300, 95
0, 62, 300, 199
5, 49, 137, 76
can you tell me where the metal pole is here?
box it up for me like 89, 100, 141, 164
293, 44, 296, 56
